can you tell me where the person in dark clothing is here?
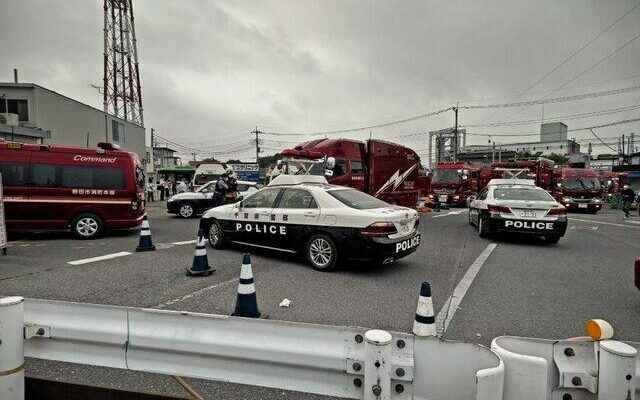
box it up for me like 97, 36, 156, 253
620, 185, 635, 218
212, 170, 231, 207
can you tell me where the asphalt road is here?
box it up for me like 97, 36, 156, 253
1, 201, 639, 399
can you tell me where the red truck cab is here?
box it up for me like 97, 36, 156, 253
552, 167, 604, 213
280, 138, 425, 207
428, 162, 479, 207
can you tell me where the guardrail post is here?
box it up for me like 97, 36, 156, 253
597, 340, 637, 399
364, 329, 392, 400
0, 297, 25, 400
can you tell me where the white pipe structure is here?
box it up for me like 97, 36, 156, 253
2, 297, 504, 400
0, 297, 24, 400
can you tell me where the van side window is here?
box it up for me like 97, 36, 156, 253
32, 164, 58, 187
0, 162, 28, 186
351, 160, 363, 174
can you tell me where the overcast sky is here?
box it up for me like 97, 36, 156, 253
1, 0, 639, 160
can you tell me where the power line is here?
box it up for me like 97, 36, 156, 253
262, 107, 452, 136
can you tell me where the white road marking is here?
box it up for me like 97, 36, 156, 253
570, 217, 640, 229
67, 251, 132, 266
436, 243, 498, 335
171, 240, 197, 245
154, 278, 239, 309
432, 209, 468, 218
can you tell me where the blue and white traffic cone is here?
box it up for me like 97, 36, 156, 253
413, 281, 436, 337
135, 214, 155, 252
232, 254, 261, 318
186, 231, 214, 276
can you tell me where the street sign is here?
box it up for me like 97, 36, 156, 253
229, 163, 260, 182
0, 173, 7, 255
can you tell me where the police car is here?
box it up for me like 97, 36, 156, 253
167, 180, 259, 218
199, 175, 421, 271
468, 179, 568, 243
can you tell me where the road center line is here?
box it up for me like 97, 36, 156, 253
436, 243, 498, 335
67, 251, 132, 266
154, 277, 239, 309
569, 217, 640, 229
171, 240, 197, 245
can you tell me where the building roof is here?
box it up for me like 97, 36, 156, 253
153, 146, 177, 153
0, 82, 142, 128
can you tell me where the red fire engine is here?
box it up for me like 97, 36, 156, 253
278, 138, 428, 207
427, 162, 481, 207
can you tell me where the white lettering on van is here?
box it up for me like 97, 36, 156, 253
73, 155, 117, 163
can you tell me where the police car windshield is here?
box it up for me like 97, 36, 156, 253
432, 169, 459, 183
494, 187, 554, 202
328, 188, 389, 209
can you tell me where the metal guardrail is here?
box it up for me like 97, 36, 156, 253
1, 297, 638, 400
1, 297, 504, 400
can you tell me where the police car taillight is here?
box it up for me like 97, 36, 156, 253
488, 205, 511, 214
361, 222, 398, 237
547, 207, 566, 215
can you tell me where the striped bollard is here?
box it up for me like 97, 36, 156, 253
186, 231, 214, 276
413, 281, 436, 337
232, 254, 261, 318
135, 214, 155, 252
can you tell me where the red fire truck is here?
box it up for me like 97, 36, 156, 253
278, 138, 427, 207
0, 141, 145, 238
427, 162, 481, 207
552, 167, 604, 213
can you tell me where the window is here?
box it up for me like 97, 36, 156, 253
0, 162, 28, 186
31, 163, 125, 189
241, 188, 280, 208
351, 160, 364, 174
112, 120, 125, 143
493, 187, 554, 201
0, 99, 29, 121
31, 164, 58, 187
278, 189, 317, 209
333, 159, 346, 177
328, 188, 388, 210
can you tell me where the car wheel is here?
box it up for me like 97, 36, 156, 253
306, 234, 338, 271
71, 213, 103, 239
178, 202, 195, 218
208, 220, 224, 249
477, 214, 490, 238
544, 235, 560, 244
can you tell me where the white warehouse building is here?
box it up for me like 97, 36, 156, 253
0, 82, 145, 158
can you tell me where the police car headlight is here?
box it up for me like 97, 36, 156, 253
453, 195, 459, 200
593, 198, 601, 203
563, 197, 571, 203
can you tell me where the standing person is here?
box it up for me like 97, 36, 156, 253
212, 170, 231, 207
158, 177, 166, 201
146, 178, 155, 202
164, 179, 171, 199
171, 178, 177, 196
620, 184, 635, 218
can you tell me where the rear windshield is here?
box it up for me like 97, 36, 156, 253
432, 169, 459, 183
493, 187, 554, 201
328, 188, 388, 209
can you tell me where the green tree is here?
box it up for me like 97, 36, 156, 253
545, 152, 568, 165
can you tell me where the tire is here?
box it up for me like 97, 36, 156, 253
477, 214, 490, 238
544, 235, 560, 244
306, 234, 338, 271
177, 202, 196, 218
71, 213, 103, 239
208, 220, 225, 249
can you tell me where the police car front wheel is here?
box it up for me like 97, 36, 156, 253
178, 203, 195, 218
306, 234, 338, 271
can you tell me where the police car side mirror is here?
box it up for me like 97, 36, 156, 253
325, 169, 334, 177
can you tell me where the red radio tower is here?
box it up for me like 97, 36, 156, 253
103, 0, 144, 126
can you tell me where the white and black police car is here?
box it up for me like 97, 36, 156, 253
199, 175, 421, 271
468, 179, 568, 243
167, 180, 259, 218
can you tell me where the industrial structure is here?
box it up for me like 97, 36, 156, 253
103, 0, 144, 126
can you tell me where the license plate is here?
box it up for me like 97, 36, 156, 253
519, 210, 537, 218
438, 195, 448, 203
395, 234, 421, 253
578, 204, 588, 208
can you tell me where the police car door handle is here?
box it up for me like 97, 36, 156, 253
303, 211, 316, 217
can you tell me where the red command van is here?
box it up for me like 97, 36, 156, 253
0, 141, 145, 238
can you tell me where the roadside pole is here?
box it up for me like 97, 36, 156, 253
0, 297, 25, 400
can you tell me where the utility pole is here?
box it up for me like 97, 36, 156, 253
452, 106, 459, 161
251, 126, 262, 164
191, 152, 197, 162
